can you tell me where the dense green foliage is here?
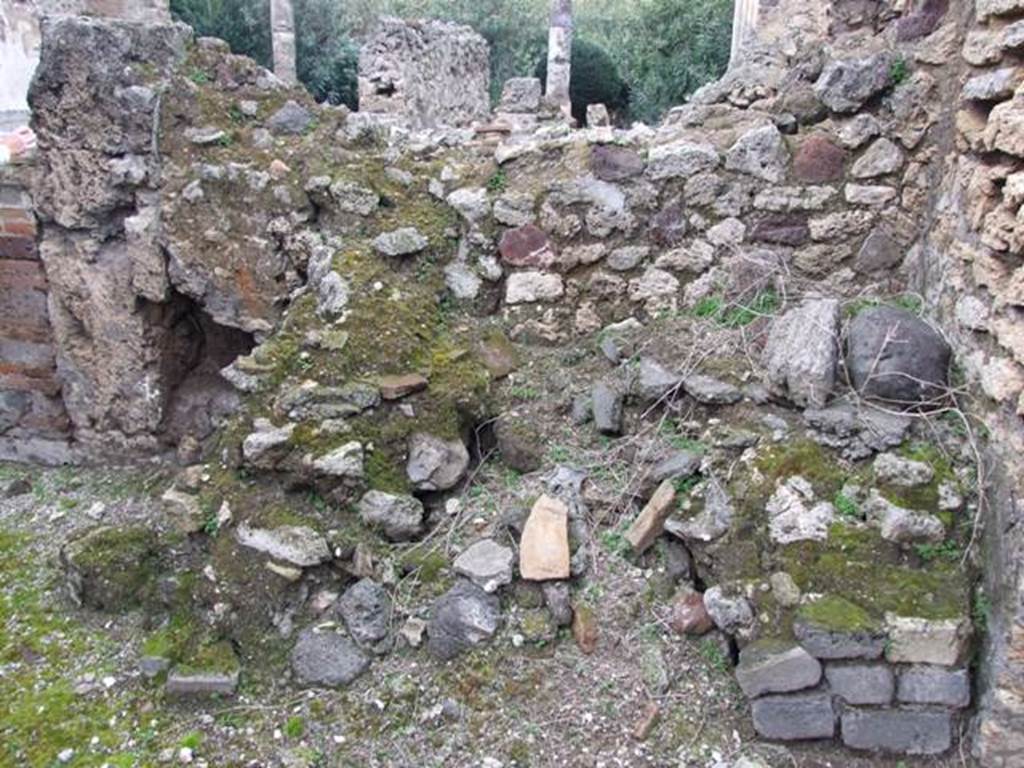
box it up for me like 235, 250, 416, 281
294, 0, 361, 107
169, 0, 733, 123
170, 0, 271, 67
535, 39, 630, 126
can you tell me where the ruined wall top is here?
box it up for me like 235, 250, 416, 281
358, 17, 491, 130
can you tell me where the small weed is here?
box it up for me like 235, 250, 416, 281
914, 540, 960, 563
57, 496, 78, 511
284, 715, 305, 739
509, 385, 540, 401
548, 444, 572, 463
698, 638, 730, 674
486, 169, 508, 193
890, 57, 909, 86
833, 492, 859, 519
217, 132, 235, 148
180, 731, 202, 750
847, 293, 923, 318
202, 514, 220, 537
667, 434, 706, 454
692, 291, 779, 328
188, 69, 210, 85
228, 104, 245, 123
674, 475, 703, 496
600, 528, 632, 559
973, 590, 991, 635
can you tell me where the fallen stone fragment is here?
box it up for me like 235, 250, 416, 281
766, 476, 836, 544
400, 617, 427, 647
840, 707, 951, 754
682, 373, 743, 405
427, 580, 502, 660
453, 539, 515, 592
667, 480, 734, 543
337, 578, 393, 654
592, 380, 624, 435
873, 452, 935, 487
407, 432, 470, 491
572, 603, 599, 653
166, 669, 240, 697
266, 561, 302, 581
291, 628, 370, 687
267, 100, 313, 134
373, 227, 429, 257
762, 298, 840, 408
62, 525, 158, 611
161, 487, 205, 534
703, 585, 754, 635
542, 581, 573, 626
624, 480, 677, 554
632, 702, 661, 741
825, 662, 895, 705
357, 490, 425, 541
669, 589, 714, 636
235, 523, 331, 567
864, 491, 945, 544
519, 495, 571, 580
378, 373, 428, 400
311, 441, 364, 479
736, 640, 822, 698
638, 450, 700, 497
751, 692, 835, 740
846, 306, 952, 406
241, 419, 295, 464
1, 476, 31, 498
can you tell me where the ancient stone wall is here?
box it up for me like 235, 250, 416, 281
357, 17, 490, 129
8, 2, 1024, 761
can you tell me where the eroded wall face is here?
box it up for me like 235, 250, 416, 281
357, 17, 491, 129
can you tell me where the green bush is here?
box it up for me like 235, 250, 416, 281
295, 0, 360, 108
170, 0, 271, 67
535, 38, 630, 126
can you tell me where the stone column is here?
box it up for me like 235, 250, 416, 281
545, 0, 573, 120
730, 0, 760, 67
271, 0, 298, 86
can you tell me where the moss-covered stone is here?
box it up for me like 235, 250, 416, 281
62, 525, 159, 611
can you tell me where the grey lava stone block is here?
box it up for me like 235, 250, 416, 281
825, 662, 894, 705
897, 666, 970, 708
736, 639, 822, 698
751, 692, 835, 740
841, 707, 952, 754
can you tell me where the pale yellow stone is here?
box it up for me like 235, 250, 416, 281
625, 480, 677, 554
519, 495, 570, 580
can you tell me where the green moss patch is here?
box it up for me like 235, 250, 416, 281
796, 595, 880, 634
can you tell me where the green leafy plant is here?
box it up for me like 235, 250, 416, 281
833, 492, 859, 519
535, 38, 631, 126
914, 540, 960, 563
487, 169, 508, 193
890, 56, 909, 86
699, 638, 730, 673
284, 715, 305, 739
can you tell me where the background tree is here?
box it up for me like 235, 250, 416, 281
169, 0, 733, 124
535, 38, 629, 126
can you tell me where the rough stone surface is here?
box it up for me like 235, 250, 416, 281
407, 432, 469, 491
763, 298, 840, 408
336, 579, 393, 654
670, 590, 714, 635
624, 480, 676, 554
373, 227, 429, 257
453, 539, 514, 593
703, 586, 754, 635
359, 17, 490, 129
840, 707, 952, 754
751, 692, 835, 740
291, 628, 370, 687
427, 580, 501, 660
235, 523, 331, 567
885, 615, 971, 666
357, 490, 425, 541
846, 307, 952, 405
267, 100, 312, 135
592, 380, 624, 436
519, 494, 571, 581
814, 53, 893, 113
851, 138, 904, 179
725, 125, 789, 183
766, 476, 836, 544
825, 663, 895, 705
735, 640, 822, 698
898, 665, 971, 707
